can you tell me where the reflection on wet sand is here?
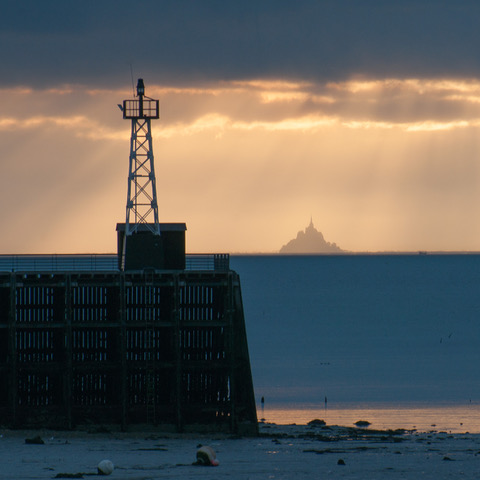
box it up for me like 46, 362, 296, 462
258, 404, 480, 433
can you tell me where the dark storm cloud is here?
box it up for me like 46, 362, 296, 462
3, 0, 480, 88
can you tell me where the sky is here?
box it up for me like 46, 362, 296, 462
2, 1, 480, 253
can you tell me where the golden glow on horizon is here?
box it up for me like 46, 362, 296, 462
231, 79, 312, 90
260, 91, 309, 103
0, 113, 476, 138
405, 120, 472, 132
446, 94, 480, 104
1, 76, 480, 254
0, 115, 88, 130
341, 120, 394, 130
328, 78, 480, 95
234, 115, 338, 132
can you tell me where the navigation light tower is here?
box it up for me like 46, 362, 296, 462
118, 79, 186, 272
122, 78, 160, 236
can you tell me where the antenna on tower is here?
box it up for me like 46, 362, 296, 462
129, 63, 135, 97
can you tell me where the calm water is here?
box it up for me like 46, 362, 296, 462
230, 254, 480, 432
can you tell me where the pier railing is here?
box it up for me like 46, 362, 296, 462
185, 253, 230, 271
0, 253, 230, 272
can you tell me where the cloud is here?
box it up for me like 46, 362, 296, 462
3, 1, 480, 89
9, 78, 480, 141
4, 78, 480, 141
157, 78, 480, 134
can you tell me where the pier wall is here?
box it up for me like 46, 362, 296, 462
0, 269, 257, 434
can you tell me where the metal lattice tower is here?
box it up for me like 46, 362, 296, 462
122, 79, 160, 236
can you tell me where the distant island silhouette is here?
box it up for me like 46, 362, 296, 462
280, 219, 344, 254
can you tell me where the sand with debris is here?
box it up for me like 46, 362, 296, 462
2, 423, 480, 479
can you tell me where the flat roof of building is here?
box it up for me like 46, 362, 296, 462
116, 223, 187, 232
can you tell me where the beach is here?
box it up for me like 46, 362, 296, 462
2, 422, 480, 479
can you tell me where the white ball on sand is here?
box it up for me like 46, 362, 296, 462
97, 459, 114, 475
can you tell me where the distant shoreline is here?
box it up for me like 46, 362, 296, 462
230, 251, 480, 256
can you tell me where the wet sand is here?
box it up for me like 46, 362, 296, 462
2, 423, 480, 479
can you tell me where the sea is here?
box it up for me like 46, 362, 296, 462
230, 254, 480, 433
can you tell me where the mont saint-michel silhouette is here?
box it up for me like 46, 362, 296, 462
279, 219, 344, 253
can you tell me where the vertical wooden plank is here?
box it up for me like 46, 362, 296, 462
227, 272, 236, 432
119, 272, 127, 431
64, 274, 73, 429
7, 273, 17, 427
173, 274, 183, 432
144, 276, 156, 425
